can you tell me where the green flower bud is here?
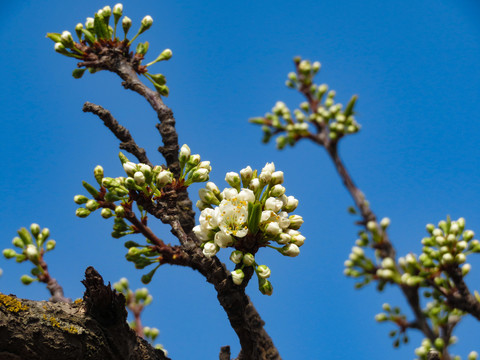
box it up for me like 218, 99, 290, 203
85, 199, 99, 211
434, 338, 444, 350
462, 263, 471, 276
76, 208, 91, 218
230, 250, 243, 264
225, 172, 241, 189
199, 188, 219, 206
380, 217, 390, 229
17, 228, 32, 245
3, 248, 17, 259
46, 240, 56, 251
100, 208, 113, 219
60, 31, 74, 47
375, 313, 388, 322
135, 287, 149, 301
144, 294, 153, 306
258, 278, 273, 295
93, 165, 104, 185
25, 244, 39, 263
21, 274, 35, 285
46, 32, 62, 43
298, 60, 311, 74
146, 49, 173, 66
12, 237, 24, 249
74, 195, 89, 204
150, 327, 159, 340
468, 351, 479, 360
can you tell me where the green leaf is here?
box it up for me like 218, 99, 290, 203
94, 13, 109, 40
247, 202, 262, 235
72, 68, 86, 79
82, 181, 99, 198
46, 33, 62, 43
344, 95, 358, 117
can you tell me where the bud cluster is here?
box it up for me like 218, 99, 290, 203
250, 57, 361, 149
47, 4, 171, 97
2, 224, 55, 285
113, 277, 166, 354
193, 162, 304, 295
178, 144, 211, 186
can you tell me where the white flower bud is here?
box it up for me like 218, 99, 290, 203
271, 171, 284, 185
455, 253, 466, 264
291, 234, 305, 246
432, 228, 443, 237
381, 257, 395, 269
123, 162, 137, 176
256, 265, 271, 279
25, 245, 38, 262
442, 253, 454, 264
156, 170, 173, 186
85, 17, 95, 30
367, 221, 377, 232
277, 233, 292, 244
265, 197, 283, 212
242, 253, 255, 266
203, 242, 218, 258
288, 215, 303, 230
206, 181, 220, 195
230, 250, 243, 264
179, 144, 191, 163
462, 263, 471, 276
192, 168, 209, 182
225, 172, 241, 188
259, 171, 272, 184
281, 243, 300, 257
265, 222, 281, 236
134, 171, 146, 186
214, 231, 233, 248
231, 269, 245, 285
270, 185, 285, 197
262, 162, 275, 174
61, 31, 74, 46
468, 351, 479, 360
102, 5, 112, 16
248, 178, 260, 191
352, 246, 364, 257
113, 3, 123, 16
284, 196, 298, 212
240, 166, 253, 185
380, 217, 391, 228
141, 15, 153, 31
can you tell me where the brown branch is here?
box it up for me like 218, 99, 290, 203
219, 346, 231, 360
445, 266, 480, 321
82, 102, 151, 167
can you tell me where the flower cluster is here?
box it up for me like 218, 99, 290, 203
250, 57, 361, 148
2, 224, 55, 285
74, 146, 207, 278
47, 4, 172, 96
193, 162, 305, 295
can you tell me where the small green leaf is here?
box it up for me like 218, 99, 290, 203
72, 68, 86, 79
94, 13, 109, 40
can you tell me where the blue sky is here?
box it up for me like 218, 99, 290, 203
1, 0, 480, 359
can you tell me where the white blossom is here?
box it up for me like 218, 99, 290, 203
231, 269, 245, 285
257, 265, 271, 279
265, 197, 283, 212
203, 242, 218, 258
214, 231, 234, 248
281, 243, 300, 257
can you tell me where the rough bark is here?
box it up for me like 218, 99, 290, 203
0, 267, 168, 360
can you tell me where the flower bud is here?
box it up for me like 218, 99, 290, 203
381, 257, 395, 269
277, 233, 292, 244
102, 5, 112, 17
265, 222, 281, 236
230, 250, 243, 264
21, 274, 35, 285
12, 237, 24, 248
291, 234, 305, 246
271, 171, 284, 185
76, 208, 91, 218
375, 313, 388, 322
122, 16, 132, 35
93, 165, 104, 185
203, 241, 218, 258
85, 17, 95, 30
123, 162, 137, 176
242, 253, 255, 266
115, 205, 126, 217
442, 253, 454, 264
462, 263, 472, 276
284, 196, 298, 212
25, 244, 39, 262
256, 265, 271, 279
214, 231, 233, 248
468, 351, 479, 360
248, 178, 260, 192
140, 15, 153, 34
86, 199, 99, 211
455, 253, 466, 264
156, 170, 173, 186
179, 144, 191, 164
146, 49, 173, 66
281, 243, 300, 257
231, 269, 245, 285
265, 197, 283, 213
367, 221, 377, 232
113, 3, 123, 18
258, 278, 273, 295
225, 172, 241, 189
3, 249, 17, 259
240, 166, 253, 187
270, 185, 285, 197
46, 240, 56, 251
191, 168, 209, 183
380, 217, 391, 228
134, 171, 146, 186
60, 31, 74, 47
74, 195, 89, 204
101, 208, 113, 219
464, 230, 475, 241
288, 215, 304, 230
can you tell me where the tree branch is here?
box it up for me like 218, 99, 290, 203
82, 102, 151, 167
